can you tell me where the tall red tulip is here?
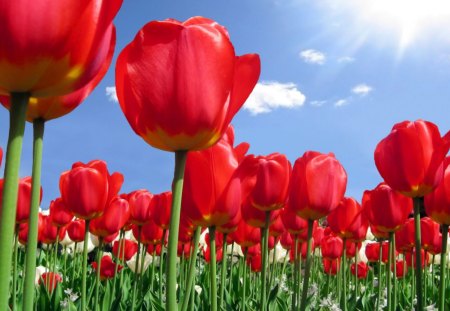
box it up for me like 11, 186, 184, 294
39, 272, 62, 294
127, 190, 153, 226
395, 219, 415, 253
115, 17, 260, 152
289, 151, 347, 220
132, 221, 163, 246
323, 258, 340, 275
67, 219, 85, 243
351, 262, 369, 279
89, 196, 130, 238
60, 160, 123, 220
229, 219, 261, 248
40, 215, 66, 244
151, 191, 172, 230
327, 197, 362, 238
425, 157, 450, 225
363, 183, 413, 233
420, 217, 442, 254
113, 239, 138, 261
321, 234, 343, 260
92, 255, 123, 280
281, 206, 308, 235
49, 198, 73, 227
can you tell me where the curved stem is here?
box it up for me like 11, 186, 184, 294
181, 227, 201, 311
439, 225, 448, 311
22, 118, 45, 310
81, 220, 91, 311
228, 242, 235, 295
209, 226, 218, 311
0, 92, 29, 310
413, 197, 423, 311
166, 151, 188, 311
260, 212, 270, 311
300, 219, 314, 311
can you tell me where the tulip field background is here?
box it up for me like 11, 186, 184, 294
1, 1, 450, 311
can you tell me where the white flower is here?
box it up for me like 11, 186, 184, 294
34, 266, 49, 284
126, 253, 153, 274
60, 232, 74, 247
425, 304, 437, 311
194, 285, 202, 295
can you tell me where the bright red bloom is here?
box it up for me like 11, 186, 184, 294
241, 202, 280, 228
116, 17, 260, 151
127, 189, 153, 226
182, 127, 248, 227
321, 234, 343, 260
425, 157, 450, 225
147, 244, 162, 256
365, 242, 391, 263
405, 249, 430, 268
395, 219, 415, 253
374, 120, 449, 198
351, 262, 369, 279
393, 260, 407, 278
132, 221, 163, 245
290, 240, 315, 261
280, 206, 308, 235
420, 217, 442, 254
89, 196, 130, 238
229, 218, 260, 248
269, 215, 285, 237
67, 219, 85, 243
92, 255, 122, 280
18, 214, 45, 244
60, 160, 123, 220
204, 246, 223, 263
112, 239, 138, 261
327, 197, 364, 239
39, 272, 62, 293
0, 0, 122, 98
313, 226, 325, 249
363, 183, 413, 233
280, 231, 293, 250
151, 191, 172, 230
50, 198, 73, 227
289, 151, 347, 220
40, 215, 66, 244
247, 253, 262, 273
346, 241, 362, 258
323, 258, 340, 276
177, 242, 193, 259
0, 147, 2, 167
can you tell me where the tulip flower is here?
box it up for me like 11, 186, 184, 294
229, 219, 261, 248
39, 272, 62, 294
395, 219, 415, 254
89, 196, 130, 238
127, 190, 154, 226
132, 222, 164, 246
67, 219, 85, 243
280, 206, 308, 235
40, 215, 67, 245
393, 260, 407, 279
351, 262, 369, 279
327, 197, 363, 239
49, 198, 73, 227
92, 255, 123, 281
365, 242, 390, 264
151, 191, 172, 230
0, 147, 2, 167
113, 239, 138, 262
321, 235, 344, 260
420, 217, 442, 254
323, 258, 340, 276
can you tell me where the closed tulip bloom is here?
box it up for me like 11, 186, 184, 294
39, 272, 62, 293
321, 234, 343, 260
346, 241, 362, 258
247, 253, 262, 273
92, 255, 122, 281
147, 244, 162, 256
269, 215, 285, 237
229, 219, 260, 248
204, 246, 223, 263
290, 240, 315, 260
327, 197, 363, 238
113, 239, 138, 261
182, 127, 247, 227
420, 217, 442, 254
151, 191, 172, 230
50, 198, 73, 227
323, 258, 340, 275
313, 226, 325, 249
132, 221, 163, 245
280, 231, 293, 250
405, 249, 430, 268
394, 260, 407, 278
289, 151, 347, 220
363, 183, 413, 233
365, 242, 390, 263
280, 206, 308, 235
40, 215, 66, 244
67, 219, 85, 243
425, 157, 450, 225
395, 219, 415, 253
351, 262, 369, 279
0, 147, 2, 167
0, 0, 122, 97
116, 17, 260, 151
127, 189, 154, 225
242, 202, 280, 228
60, 160, 123, 220
374, 120, 449, 197
18, 215, 45, 244
89, 196, 130, 238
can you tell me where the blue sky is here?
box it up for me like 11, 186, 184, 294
1, 0, 450, 208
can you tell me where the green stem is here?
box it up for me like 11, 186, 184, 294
377, 241, 382, 311
71, 242, 78, 290
94, 240, 103, 311
181, 227, 201, 311
292, 235, 299, 310
300, 220, 314, 311
81, 220, 90, 311
131, 226, 142, 311
219, 233, 228, 309
0, 92, 29, 310
11, 230, 19, 311
166, 151, 188, 311
387, 234, 393, 311
209, 226, 218, 311
260, 212, 270, 311
111, 231, 124, 309
439, 224, 448, 311
150, 250, 156, 293
413, 197, 423, 311
355, 245, 358, 305
22, 118, 45, 311
159, 229, 166, 301
138, 243, 147, 298
341, 238, 347, 311
228, 242, 235, 295
242, 249, 248, 311
392, 235, 397, 311
268, 243, 277, 292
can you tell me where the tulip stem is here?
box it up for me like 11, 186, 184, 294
391, 233, 397, 311
260, 212, 270, 311
166, 150, 188, 310
11, 230, 19, 311
208, 226, 218, 311
181, 227, 201, 311
439, 225, 448, 311
228, 242, 235, 295
413, 197, 423, 311
0, 92, 29, 311
242, 249, 248, 311
81, 220, 90, 311
292, 235, 299, 310
340, 238, 347, 311
94, 240, 103, 311
376, 241, 382, 311
159, 229, 166, 301
300, 219, 314, 311
219, 233, 228, 309
22, 118, 45, 311
131, 226, 142, 311
387, 233, 394, 311
111, 231, 124, 309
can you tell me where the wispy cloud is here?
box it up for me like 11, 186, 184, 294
106, 86, 118, 103
299, 49, 326, 65
310, 100, 327, 107
334, 99, 349, 107
244, 81, 306, 115
351, 84, 373, 96
338, 56, 355, 63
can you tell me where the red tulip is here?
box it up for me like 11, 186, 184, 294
229, 219, 260, 248
405, 249, 430, 268
323, 258, 340, 275
147, 244, 162, 256
0, 147, 3, 167
92, 255, 122, 280
370, 225, 390, 240
247, 253, 262, 273
365, 242, 390, 263
393, 260, 407, 278
420, 217, 442, 254
182, 127, 247, 227
151, 191, 172, 230
289, 151, 347, 220
67, 219, 85, 243
313, 226, 325, 249
346, 241, 362, 258
177, 242, 193, 259
127, 189, 153, 226
132, 221, 163, 245
327, 197, 363, 239
40, 215, 66, 244
280, 231, 293, 250
60, 160, 123, 220
39, 272, 62, 293
50, 198, 73, 227
269, 215, 285, 237
395, 219, 415, 253
116, 17, 260, 151
363, 183, 413, 233
0, 0, 122, 97
280, 206, 308, 235
204, 246, 223, 263
89, 196, 130, 238
290, 240, 315, 261
425, 157, 450, 225
18, 215, 45, 244
241, 202, 280, 228
321, 234, 343, 260
351, 262, 369, 279
113, 239, 138, 261
374, 120, 449, 198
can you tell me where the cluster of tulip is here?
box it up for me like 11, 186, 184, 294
0, 1, 450, 311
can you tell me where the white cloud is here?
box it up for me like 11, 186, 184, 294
299, 49, 326, 65
334, 99, 349, 107
310, 100, 327, 107
105, 86, 118, 103
338, 56, 355, 63
244, 81, 306, 115
351, 84, 373, 96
